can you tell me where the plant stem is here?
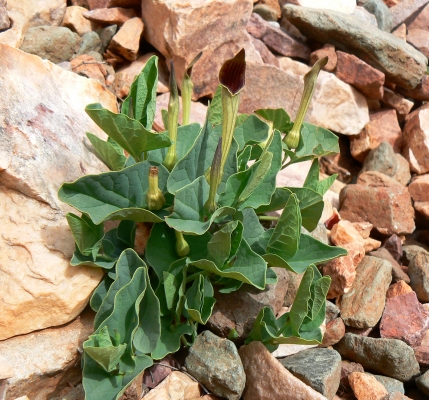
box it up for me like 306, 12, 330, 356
258, 215, 279, 221
185, 270, 210, 283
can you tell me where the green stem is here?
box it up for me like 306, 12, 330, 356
258, 215, 280, 221
182, 76, 192, 126
185, 270, 211, 283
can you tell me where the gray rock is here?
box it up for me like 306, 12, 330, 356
76, 31, 102, 56
335, 333, 420, 382
352, 6, 378, 27
326, 301, 340, 323
416, 370, 429, 396
253, 4, 278, 22
184, 331, 245, 400
86, 51, 103, 62
51, 384, 85, 400
369, 247, 410, 283
0, 1, 10, 31
284, 270, 303, 308
279, 348, 342, 400
360, 142, 398, 178
97, 24, 117, 54
372, 374, 405, 394
408, 251, 429, 302
357, 0, 393, 31
402, 243, 429, 265
282, 4, 428, 89
20, 26, 77, 64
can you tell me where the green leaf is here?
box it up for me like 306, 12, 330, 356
70, 246, 116, 269
59, 161, 170, 225
289, 265, 313, 335
267, 193, 301, 260
90, 275, 114, 312
236, 208, 265, 248
233, 114, 269, 151
303, 159, 338, 196
207, 221, 237, 267
85, 103, 171, 160
87, 133, 126, 171
208, 85, 223, 126
255, 108, 292, 133
237, 145, 252, 172
66, 213, 104, 257
184, 275, 216, 324
121, 55, 158, 130
165, 176, 235, 235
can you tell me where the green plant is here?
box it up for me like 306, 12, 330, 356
59, 52, 346, 399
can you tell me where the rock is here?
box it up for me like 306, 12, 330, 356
19, 26, 77, 64
409, 174, 429, 202
392, 23, 407, 41
250, 36, 280, 67
207, 268, 288, 343
142, 371, 201, 400
97, 24, 117, 53
71, 0, 89, 6
185, 331, 245, 400
282, 5, 427, 90
271, 343, 318, 358
416, 370, 429, 396
279, 348, 342, 399
338, 256, 392, 328
338, 360, 364, 398
258, 0, 282, 18
382, 89, 413, 121
242, 59, 369, 135
253, 4, 278, 21
352, 5, 379, 27
383, 234, 403, 262
351, 222, 373, 239
323, 242, 365, 299
394, 154, 412, 186
321, 317, 346, 347
384, 392, 413, 400
402, 243, 429, 265
284, 0, 356, 14
107, 17, 143, 62
407, 29, 429, 58
331, 220, 365, 246
326, 300, 340, 321
408, 3, 429, 30
142, 0, 263, 100
0, 43, 115, 339
350, 111, 401, 163
380, 291, 429, 346
143, 355, 178, 389
82, 7, 136, 25
409, 252, 429, 302
370, 247, 410, 283
71, 54, 106, 84
113, 53, 169, 99
335, 333, 420, 382
310, 44, 337, 72
0, 0, 67, 48
0, 309, 94, 399
397, 74, 429, 101
153, 92, 208, 131
339, 172, 415, 236
239, 341, 328, 400
62, 5, 98, 35
360, 142, 399, 177
372, 375, 405, 395
87, 0, 108, 8
390, 0, 429, 28
75, 31, 102, 56
348, 372, 388, 400
0, 0, 10, 31
413, 346, 429, 366
357, 0, 393, 31
247, 13, 310, 60
284, 270, 304, 307
335, 51, 385, 100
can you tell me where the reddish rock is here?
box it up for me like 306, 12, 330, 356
381, 88, 414, 121
370, 247, 410, 284
310, 44, 337, 72
108, 17, 143, 61
383, 234, 403, 262
386, 281, 413, 298
414, 202, 429, 219
413, 345, 429, 367
408, 3, 429, 31
390, 0, 429, 27
392, 23, 407, 41
70, 54, 107, 84
257, 0, 281, 19
331, 220, 365, 246
384, 0, 400, 6
351, 222, 373, 239
83, 7, 136, 25
340, 172, 415, 236
403, 106, 429, 174
339, 360, 365, 398
321, 317, 346, 347
409, 174, 429, 202
335, 51, 385, 100
337, 256, 392, 328
350, 110, 402, 162
143, 355, 179, 389
87, 0, 108, 9
407, 29, 429, 58
250, 36, 280, 67
348, 372, 388, 400
363, 238, 381, 253
380, 291, 429, 346
323, 242, 366, 299
62, 6, 98, 36
397, 74, 429, 101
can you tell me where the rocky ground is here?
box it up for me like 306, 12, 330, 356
2, 0, 429, 399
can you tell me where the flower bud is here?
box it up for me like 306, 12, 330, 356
175, 231, 190, 257
146, 166, 165, 210
182, 52, 202, 126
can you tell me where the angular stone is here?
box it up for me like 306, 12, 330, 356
108, 17, 143, 61
416, 370, 429, 396
351, 222, 373, 239
0, 0, 10, 31
250, 36, 279, 67
19, 26, 78, 64
321, 317, 346, 347
207, 268, 288, 342
357, 0, 393, 31
380, 291, 429, 346
142, 0, 263, 100
352, 5, 379, 27
280, 348, 342, 399
185, 331, 245, 400
409, 174, 429, 203
83, 7, 136, 25
340, 172, 415, 236
0, 309, 94, 399
0, 43, 115, 339
142, 371, 201, 400
337, 256, 392, 328
339, 360, 364, 398
372, 374, 405, 395
285, 0, 356, 14
409, 252, 429, 302
413, 345, 429, 367
390, 0, 429, 28
392, 23, 407, 41
326, 300, 340, 322
361, 142, 400, 178
335, 333, 420, 382
381, 89, 413, 122
97, 24, 117, 53
331, 220, 365, 246
143, 355, 178, 389
383, 234, 403, 262
394, 153, 412, 186
239, 341, 328, 400
62, 5, 97, 36
242, 59, 369, 135
408, 3, 429, 31
370, 247, 410, 284
335, 51, 385, 100
407, 29, 429, 58
75, 31, 102, 56
323, 242, 365, 299
310, 44, 337, 72
282, 5, 428, 90
350, 111, 402, 163
258, 0, 282, 19
284, 270, 304, 307
71, 54, 106, 84
253, 4, 278, 21
403, 243, 429, 265
385, 392, 413, 400
348, 372, 388, 400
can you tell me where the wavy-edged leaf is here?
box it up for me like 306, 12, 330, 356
66, 213, 104, 257
255, 108, 292, 133
184, 275, 216, 324
87, 132, 126, 171
233, 114, 269, 151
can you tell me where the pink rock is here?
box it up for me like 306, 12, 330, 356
107, 17, 143, 62
310, 44, 337, 72
409, 174, 429, 202
397, 74, 429, 101
386, 281, 413, 298
381, 88, 414, 121
363, 237, 381, 253
407, 29, 429, 58
370, 247, 410, 284
335, 51, 385, 100
330, 220, 365, 246
339, 360, 364, 398
408, 3, 429, 31
392, 23, 407, 41
82, 7, 136, 25
413, 345, 429, 367
414, 201, 429, 219
351, 222, 373, 239
348, 372, 388, 400
250, 36, 280, 67
62, 6, 99, 36
323, 242, 365, 299
143, 355, 178, 389
380, 291, 429, 346
321, 317, 346, 347
70, 54, 107, 84
390, 0, 429, 27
